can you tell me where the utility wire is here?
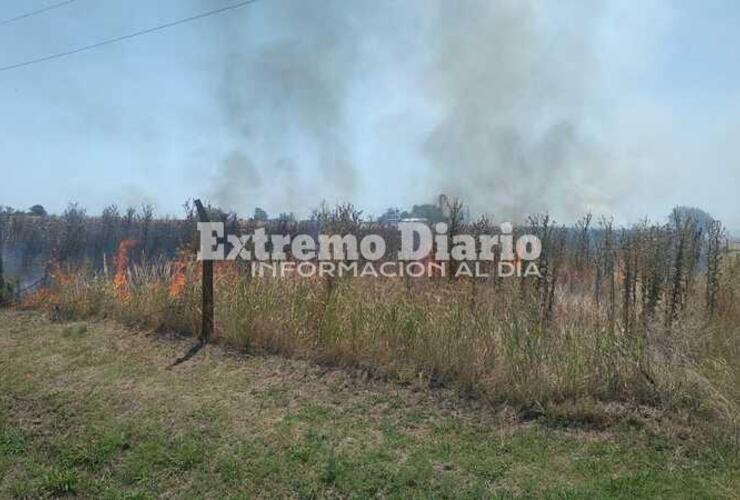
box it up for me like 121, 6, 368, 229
0, 0, 77, 26
0, 0, 260, 73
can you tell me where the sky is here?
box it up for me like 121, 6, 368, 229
0, 0, 738, 230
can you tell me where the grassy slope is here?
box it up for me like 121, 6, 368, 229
0, 310, 737, 499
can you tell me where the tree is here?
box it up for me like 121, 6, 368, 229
278, 212, 296, 223
253, 207, 269, 222
28, 205, 47, 217
0, 216, 10, 305
378, 207, 401, 224
0, 223, 4, 301
60, 203, 87, 262
670, 206, 715, 233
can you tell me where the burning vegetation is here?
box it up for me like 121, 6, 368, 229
2, 200, 738, 437
113, 239, 137, 302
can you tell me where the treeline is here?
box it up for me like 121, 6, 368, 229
0, 203, 197, 272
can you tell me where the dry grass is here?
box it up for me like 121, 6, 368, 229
22, 248, 740, 438
14, 207, 740, 438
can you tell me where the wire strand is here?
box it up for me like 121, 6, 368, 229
0, 0, 77, 26
0, 0, 260, 73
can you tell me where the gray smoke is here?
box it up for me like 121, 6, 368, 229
206, 0, 649, 220
421, 0, 626, 221
208, 0, 362, 214
210, 150, 262, 211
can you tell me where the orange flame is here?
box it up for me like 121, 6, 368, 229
113, 239, 137, 301
49, 261, 73, 287
20, 262, 70, 309
169, 249, 189, 299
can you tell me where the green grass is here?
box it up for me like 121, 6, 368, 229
0, 310, 737, 498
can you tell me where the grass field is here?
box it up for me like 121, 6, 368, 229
1, 309, 738, 498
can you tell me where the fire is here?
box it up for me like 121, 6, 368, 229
49, 261, 73, 287
20, 261, 71, 309
113, 239, 137, 301
21, 286, 55, 309
169, 249, 189, 299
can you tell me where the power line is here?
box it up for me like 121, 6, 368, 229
0, 0, 78, 26
0, 0, 260, 73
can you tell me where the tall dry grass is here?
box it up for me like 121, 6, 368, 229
25, 241, 740, 432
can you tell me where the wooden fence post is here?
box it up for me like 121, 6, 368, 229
194, 199, 214, 345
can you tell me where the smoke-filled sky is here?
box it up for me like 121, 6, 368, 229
0, 0, 738, 229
